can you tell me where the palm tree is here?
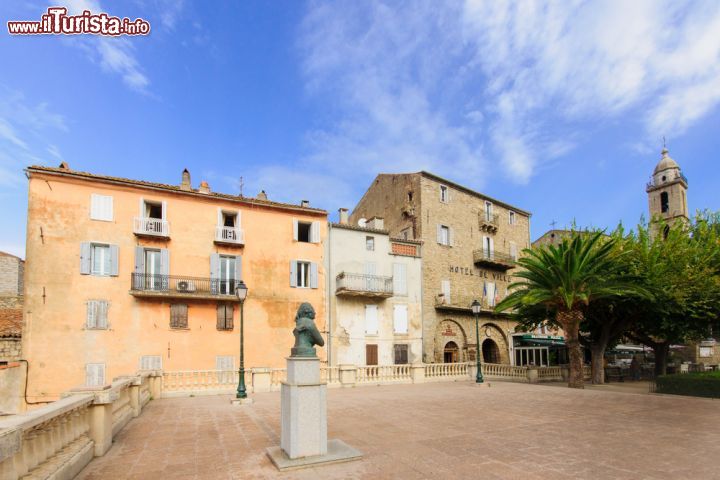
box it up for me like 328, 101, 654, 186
496, 232, 645, 388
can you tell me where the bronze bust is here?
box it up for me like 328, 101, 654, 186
291, 302, 325, 357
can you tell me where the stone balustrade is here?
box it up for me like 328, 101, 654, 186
0, 370, 159, 480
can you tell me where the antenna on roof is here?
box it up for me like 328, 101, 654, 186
239, 176, 244, 197
662, 136, 666, 149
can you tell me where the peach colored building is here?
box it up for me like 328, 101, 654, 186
22, 163, 327, 402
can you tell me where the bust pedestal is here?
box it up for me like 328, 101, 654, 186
266, 356, 362, 471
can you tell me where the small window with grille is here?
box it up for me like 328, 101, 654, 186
170, 304, 188, 329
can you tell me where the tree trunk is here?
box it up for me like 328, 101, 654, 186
590, 344, 607, 384
654, 342, 669, 377
557, 309, 584, 389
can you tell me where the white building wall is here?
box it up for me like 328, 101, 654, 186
326, 224, 422, 366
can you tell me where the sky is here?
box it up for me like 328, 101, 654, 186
0, 0, 718, 259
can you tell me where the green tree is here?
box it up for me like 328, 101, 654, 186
496, 232, 647, 388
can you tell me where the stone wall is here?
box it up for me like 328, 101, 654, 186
0, 338, 21, 360
0, 255, 23, 296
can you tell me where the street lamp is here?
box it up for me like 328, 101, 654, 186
471, 299, 484, 384
235, 280, 248, 399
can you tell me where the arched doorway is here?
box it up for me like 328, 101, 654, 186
482, 339, 501, 364
444, 341, 459, 363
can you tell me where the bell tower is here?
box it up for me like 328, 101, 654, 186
646, 147, 689, 234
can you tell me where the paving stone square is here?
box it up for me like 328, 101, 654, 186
76, 382, 720, 479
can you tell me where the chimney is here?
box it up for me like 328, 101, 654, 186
256, 190, 268, 200
338, 208, 349, 225
58, 161, 69, 170
368, 216, 384, 230
199, 180, 210, 194
180, 168, 192, 191
300, 200, 310, 208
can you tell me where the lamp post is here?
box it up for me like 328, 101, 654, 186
235, 280, 248, 399
471, 299, 484, 384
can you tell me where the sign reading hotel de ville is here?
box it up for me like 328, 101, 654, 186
448, 265, 513, 283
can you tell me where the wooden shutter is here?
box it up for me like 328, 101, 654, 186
365, 344, 378, 366
292, 219, 299, 241
97, 301, 108, 329
393, 304, 408, 334
235, 256, 242, 281
170, 304, 188, 329
290, 260, 298, 287
392, 263, 407, 296
217, 304, 234, 330
441, 280, 451, 304
436, 225, 442, 244
365, 305, 378, 334
310, 262, 319, 289
80, 242, 92, 275
86, 300, 97, 328
210, 254, 220, 294
109, 245, 119, 276
311, 221, 320, 243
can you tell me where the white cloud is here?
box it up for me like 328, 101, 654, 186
299, 1, 720, 186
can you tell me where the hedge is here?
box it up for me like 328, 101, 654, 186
655, 372, 720, 398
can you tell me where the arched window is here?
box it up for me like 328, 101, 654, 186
660, 192, 669, 213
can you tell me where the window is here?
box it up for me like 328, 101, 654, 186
145, 200, 163, 219
509, 242, 518, 261
439, 185, 449, 203
85, 363, 106, 386
366, 236, 375, 251
484, 201, 493, 221
86, 300, 109, 329
509, 211, 516, 225
290, 260, 318, 288
365, 344, 378, 366
140, 355, 162, 370
393, 304, 408, 334
394, 344, 409, 365
437, 225, 451, 246
216, 355, 234, 370
441, 280, 451, 304
222, 211, 237, 227
90, 194, 113, 221
660, 192, 669, 213
92, 244, 112, 276
483, 236, 494, 258
145, 248, 163, 290
170, 304, 188, 329
699, 347, 714, 358
133, 247, 169, 290
217, 304, 234, 330
365, 305, 378, 335
296, 221, 311, 242
407, 191, 413, 202
210, 254, 241, 295
392, 263, 407, 296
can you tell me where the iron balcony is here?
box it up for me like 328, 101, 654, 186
335, 272, 393, 298
130, 273, 240, 301
472, 250, 515, 270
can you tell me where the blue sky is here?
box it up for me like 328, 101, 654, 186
1, 0, 718, 258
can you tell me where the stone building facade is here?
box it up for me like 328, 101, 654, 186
326, 212, 423, 367
23, 163, 327, 402
646, 147, 689, 237
0, 251, 24, 360
350, 172, 531, 365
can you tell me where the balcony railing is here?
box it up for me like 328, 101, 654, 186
646, 172, 689, 190
133, 217, 170, 237
336, 272, 393, 298
214, 226, 245, 245
472, 249, 515, 270
479, 213, 500, 233
435, 293, 506, 313
130, 274, 240, 300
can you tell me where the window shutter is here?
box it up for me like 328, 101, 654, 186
483, 236, 489, 256
365, 305, 378, 335
292, 219, 299, 241
489, 237, 495, 256
139, 197, 145, 217
311, 221, 320, 243
97, 301, 108, 329
90, 194, 99, 219
436, 224, 442, 244
217, 208, 223, 226
290, 261, 298, 287
161, 200, 167, 220
235, 256, 242, 281
80, 242, 92, 275
86, 301, 97, 328
441, 280, 451, 304
393, 305, 408, 334
393, 263, 407, 296
210, 254, 220, 295
226, 305, 234, 329
160, 249, 170, 285
366, 344, 378, 366
448, 227, 454, 246
236, 210, 242, 228
217, 304, 225, 329
310, 262, 319, 289
109, 245, 119, 276
170, 304, 188, 328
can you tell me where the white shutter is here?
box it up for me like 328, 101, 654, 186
109, 245, 119, 276
489, 237, 495, 256
86, 301, 97, 328
290, 261, 298, 287
292, 219, 299, 241
441, 280, 451, 304
437, 225, 442, 244
80, 243, 92, 275
217, 208, 223, 226
160, 249, 170, 276
510, 242, 518, 260
90, 194, 100, 220
216, 356, 234, 370
311, 221, 320, 243
310, 262, 319, 289
393, 304, 408, 334
365, 262, 376, 275
140, 355, 162, 370
86, 364, 105, 386
365, 305, 378, 335
91, 194, 113, 221
448, 227, 454, 247
235, 256, 242, 281
488, 282, 497, 307
139, 197, 145, 217
393, 263, 407, 296
161, 200, 167, 220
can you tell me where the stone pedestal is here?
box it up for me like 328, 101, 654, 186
267, 356, 362, 471
281, 357, 327, 458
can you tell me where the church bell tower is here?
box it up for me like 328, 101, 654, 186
646, 147, 689, 234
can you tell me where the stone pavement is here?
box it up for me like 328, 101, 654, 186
76, 381, 720, 480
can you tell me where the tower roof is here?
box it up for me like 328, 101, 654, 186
653, 148, 680, 175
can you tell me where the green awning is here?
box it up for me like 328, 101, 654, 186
518, 334, 566, 346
